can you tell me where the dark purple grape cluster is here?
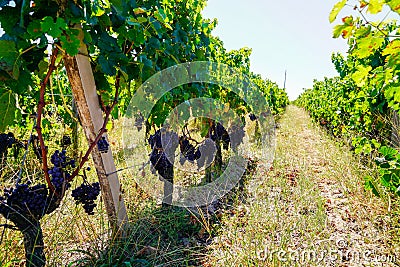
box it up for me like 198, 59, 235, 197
49, 150, 74, 192
0, 148, 78, 219
210, 123, 230, 149
0, 132, 15, 158
97, 137, 110, 153
71, 182, 101, 215
0, 183, 49, 219
249, 113, 257, 121
179, 136, 201, 163
49, 167, 71, 192
230, 125, 245, 150
196, 139, 216, 169
62, 135, 72, 146
208, 122, 246, 150
49, 150, 75, 193
150, 151, 173, 177
148, 130, 162, 149
0, 149, 101, 220
148, 129, 178, 177
51, 149, 75, 169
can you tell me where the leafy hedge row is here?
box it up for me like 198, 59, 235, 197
296, 0, 400, 197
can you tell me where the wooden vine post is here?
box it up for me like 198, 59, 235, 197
63, 30, 128, 235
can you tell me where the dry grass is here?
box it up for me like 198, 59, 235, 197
206, 105, 399, 266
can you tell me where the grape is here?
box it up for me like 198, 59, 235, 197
0, 133, 17, 171
215, 123, 228, 139
49, 149, 74, 192
148, 130, 162, 149
0, 148, 100, 220
209, 122, 245, 150
179, 154, 187, 165
0, 132, 15, 158
71, 182, 101, 215
3, 183, 48, 216
249, 113, 257, 121
179, 136, 201, 163
230, 125, 245, 149
0, 182, 51, 220
62, 135, 72, 146
149, 150, 173, 177
197, 139, 216, 169
210, 123, 230, 149
161, 129, 179, 158
147, 129, 178, 178
97, 137, 110, 153
6, 133, 15, 147
194, 148, 201, 159
179, 137, 196, 161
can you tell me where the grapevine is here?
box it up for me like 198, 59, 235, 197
296, 0, 400, 197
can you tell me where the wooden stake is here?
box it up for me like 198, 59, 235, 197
283, 70, 287, 90
63, 32, 128, 234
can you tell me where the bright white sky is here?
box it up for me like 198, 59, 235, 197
202, 0, 349, 100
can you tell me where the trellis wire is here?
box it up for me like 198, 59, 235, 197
16, 119, 38, 185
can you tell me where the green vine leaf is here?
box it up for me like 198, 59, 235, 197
109, 0, 125, 15
0, 87, 17, 131
0, 6, 19, 35
364, 176, 380, 196
330, 0, 347, 23
27, 20, 43, 39
354, 34, 385, 58
332, 16, 355, 38
367, 0, 385, 14
386, 0, 400, 14
382, 39, 400, 65
60, 30, 81, 56
0, 40, 18, 77
92, 0, 111, 16
384, 84, 400, 109
41, 17, 67, 39
351, 65, 372, 86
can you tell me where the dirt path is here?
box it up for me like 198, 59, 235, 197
207, 105, 399, 266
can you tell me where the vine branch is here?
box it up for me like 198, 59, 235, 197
36, 47, 59, 195
355, 6, 400, 38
